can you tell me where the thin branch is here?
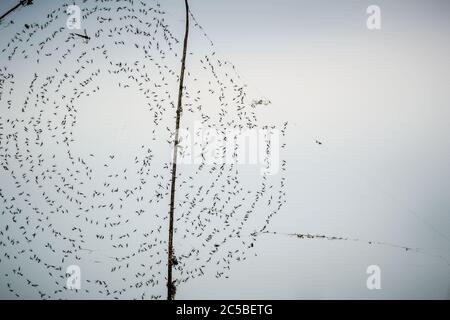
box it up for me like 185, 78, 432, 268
0, 0, 33, 23
166, 0, 190, 301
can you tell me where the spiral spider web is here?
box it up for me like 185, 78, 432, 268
0, 0, 287, 299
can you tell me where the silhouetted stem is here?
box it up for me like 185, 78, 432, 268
167, 0, 189, 301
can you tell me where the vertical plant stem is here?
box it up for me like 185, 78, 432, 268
167, 0, 189, 301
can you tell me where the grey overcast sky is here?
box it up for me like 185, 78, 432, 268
0, 0, 449, 299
